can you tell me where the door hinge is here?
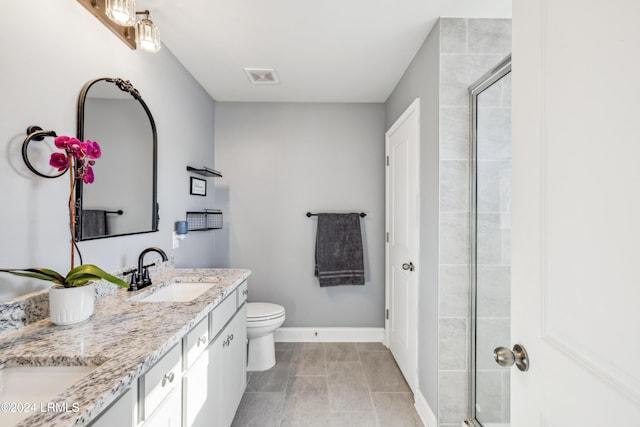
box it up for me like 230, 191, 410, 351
386, 232, 389, 243
385, 309, 389, 320
386, 155, 389, 166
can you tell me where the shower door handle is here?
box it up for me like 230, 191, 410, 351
402, 262, 414, 272
493, 344, 529, 372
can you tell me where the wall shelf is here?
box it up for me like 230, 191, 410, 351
186, 210, 223, 231
186, 166, 222, 178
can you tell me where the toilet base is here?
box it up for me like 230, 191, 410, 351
247, 332, 276, 371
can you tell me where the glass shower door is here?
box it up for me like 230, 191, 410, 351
468, 56, 512, 427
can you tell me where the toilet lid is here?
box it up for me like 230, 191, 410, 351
247, 302, 285, 321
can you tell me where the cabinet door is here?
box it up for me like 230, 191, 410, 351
219, 305, 247, 427
184, 342, 221, 427
144, 386, 181, 427
89, 386, 136, 427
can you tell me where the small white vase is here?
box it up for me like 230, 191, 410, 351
49, 282, 95, 325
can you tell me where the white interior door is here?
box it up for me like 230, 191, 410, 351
511, 0, 640, 424
385, 98, 419, 391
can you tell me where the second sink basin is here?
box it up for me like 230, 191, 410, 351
0, 365, 97, 426
136, 282, 215, 303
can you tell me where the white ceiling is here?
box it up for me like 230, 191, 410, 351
146, 0, 511, 103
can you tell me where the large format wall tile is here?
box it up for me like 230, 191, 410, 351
440, 212, 469, 265
439, 318, 468, 370
438, 370, 468, 423
475, 317, 511, 370
440, 160, 469, 212
441, 54, 505, 106
440, 107, 470, 160
476, 213, 502, 265
440, 18, 468, 54
468, 19, 511, 55
439, 265, 470, 317
476, 370, 505, 423
476, 266, 511, 317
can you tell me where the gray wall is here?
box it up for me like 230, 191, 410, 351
213, 102, 385, 327
0, 2, 217, 301
384, 18, 511, 423
385, 20, 441, 414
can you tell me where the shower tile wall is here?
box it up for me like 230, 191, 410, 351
437, 18, 511, 424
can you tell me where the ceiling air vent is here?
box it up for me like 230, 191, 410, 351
244, 68, 279, 84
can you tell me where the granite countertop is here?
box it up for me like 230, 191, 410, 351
0, 268, 251, 427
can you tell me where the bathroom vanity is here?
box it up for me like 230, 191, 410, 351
0, 268, 250, 427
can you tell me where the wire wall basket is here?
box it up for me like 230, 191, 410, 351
186, 210, 223, 231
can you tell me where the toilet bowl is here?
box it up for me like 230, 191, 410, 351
246, 302, 286, 371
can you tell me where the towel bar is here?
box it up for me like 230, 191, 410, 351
306, 212, 366, 218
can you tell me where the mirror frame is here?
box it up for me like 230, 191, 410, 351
75, 77, 159, 241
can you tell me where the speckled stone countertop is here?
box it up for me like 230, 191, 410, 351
0, 268, 251, 427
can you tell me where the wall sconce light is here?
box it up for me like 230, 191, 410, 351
77, 0, 161, 52
135, 10, 161, 53
106, 0, 135, 26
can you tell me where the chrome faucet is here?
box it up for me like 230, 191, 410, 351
129, 247, 168, 291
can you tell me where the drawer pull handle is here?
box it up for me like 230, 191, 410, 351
161, 372, 175, 387
242, 289, 248, 296
197, 336, 207, 346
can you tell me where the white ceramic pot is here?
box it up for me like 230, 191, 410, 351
49, 282, 95, 325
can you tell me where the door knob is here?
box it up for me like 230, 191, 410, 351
402, 262, 414, 272
493, 344, 529, 372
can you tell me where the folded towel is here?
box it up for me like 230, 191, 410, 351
82, 210, 109, 238
314, 213, 365, 286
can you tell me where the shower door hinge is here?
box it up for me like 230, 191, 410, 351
386, 155, 389, 166
386, 309, 389, 320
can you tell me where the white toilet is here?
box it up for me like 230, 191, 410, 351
246, 302, 286, 371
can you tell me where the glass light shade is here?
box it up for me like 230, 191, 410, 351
136, 18, 161, 52
106, 0, 136, 26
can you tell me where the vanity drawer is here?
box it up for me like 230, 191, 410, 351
237, 280, 248, 306
183, 317, 209, 369
141, 344, 181, 420
210, 291, 236, 340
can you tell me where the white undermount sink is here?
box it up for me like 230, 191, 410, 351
0, 365, 97, 426
136, 282, 215, 303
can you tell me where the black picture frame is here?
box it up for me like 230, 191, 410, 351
190, 177, 207, 196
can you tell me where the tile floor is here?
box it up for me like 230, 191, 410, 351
232, 342, 423, 427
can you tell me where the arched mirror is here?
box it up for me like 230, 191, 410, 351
76, 77, 158, 240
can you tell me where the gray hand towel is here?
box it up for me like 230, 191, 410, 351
82, 210, 109, 238
314, 213, 365, 286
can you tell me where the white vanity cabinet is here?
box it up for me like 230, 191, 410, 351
183, 282, 247, 427
91, 280, 248, 427
140, 344, 182, 426
143, 387, 182, 427
89, 385, 137, 427
217, 304, 247, 427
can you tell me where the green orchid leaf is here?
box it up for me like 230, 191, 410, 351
28, 268, 66, 282
0, 269, 64, 285
65, 264, 129, 288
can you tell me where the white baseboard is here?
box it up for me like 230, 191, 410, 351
414, 389, 437, 427
274, 327, 385, 342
